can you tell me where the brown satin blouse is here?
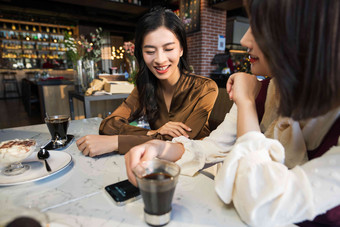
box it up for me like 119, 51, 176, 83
99, 73, 218, 154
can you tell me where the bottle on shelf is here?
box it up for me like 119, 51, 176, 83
0, 20, 75, 69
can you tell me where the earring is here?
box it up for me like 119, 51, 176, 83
247, 48, 250, 53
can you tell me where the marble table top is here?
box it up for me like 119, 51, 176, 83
0, 118, 248, 226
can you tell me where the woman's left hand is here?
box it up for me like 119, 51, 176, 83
147, 121, 192, 138
226, 72, 261, 105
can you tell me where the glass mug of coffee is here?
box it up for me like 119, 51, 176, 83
133, 159, 180, 226
45, 115, 70, 148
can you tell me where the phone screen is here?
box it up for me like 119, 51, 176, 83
104, 179, 141, 206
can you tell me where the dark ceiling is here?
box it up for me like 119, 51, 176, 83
0, 0, 179, 38
0, 0, 245, 40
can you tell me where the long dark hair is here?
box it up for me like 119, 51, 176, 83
244, 0, 340, 120
130, 7, 189, 124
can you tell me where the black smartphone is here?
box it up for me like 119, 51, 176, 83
104, 179, 141, 206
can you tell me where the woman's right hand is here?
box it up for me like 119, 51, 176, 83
226, 72, 261, 105
125, 140, 185, 186
76, 135, 118, 157
147, 121, 192, 138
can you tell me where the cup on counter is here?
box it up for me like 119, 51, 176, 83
133, 159, 180, 226
45, 115, 70, 148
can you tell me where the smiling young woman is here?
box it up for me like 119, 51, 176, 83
76, 8, 218, 157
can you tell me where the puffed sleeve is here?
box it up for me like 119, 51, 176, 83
173, 103, 238, 176
99, 87, 149, 135
215, 131, 340, 227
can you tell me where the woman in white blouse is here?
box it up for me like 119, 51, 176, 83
125, 0, 340, 226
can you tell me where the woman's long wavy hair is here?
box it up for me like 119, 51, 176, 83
129, 7, 189, 124
244, 0, 340, 120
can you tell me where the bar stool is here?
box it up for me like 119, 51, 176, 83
1, 71, 20, 99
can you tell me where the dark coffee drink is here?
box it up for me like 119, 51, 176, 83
133, 159, 180, 226
140, 172, 175, 215
45, 115, 69, 146
46, 120, 68, 140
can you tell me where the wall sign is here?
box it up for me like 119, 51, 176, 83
218, 35, 225, 50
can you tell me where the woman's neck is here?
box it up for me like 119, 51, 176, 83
159, 68, 181, 112
159, 68, 181, 94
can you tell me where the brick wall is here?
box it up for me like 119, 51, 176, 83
187, 0, 226, 77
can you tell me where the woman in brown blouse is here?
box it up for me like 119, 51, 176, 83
76, 8, 218, 156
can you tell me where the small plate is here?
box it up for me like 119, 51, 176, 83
0, 151, 72, 186
43, 135, 75, 151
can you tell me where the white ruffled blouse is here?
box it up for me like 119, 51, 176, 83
172, 80, 340, 227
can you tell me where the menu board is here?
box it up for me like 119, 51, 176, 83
180, 0, 200, 33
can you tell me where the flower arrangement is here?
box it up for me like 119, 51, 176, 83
64, 28, 103, 92
64, 27, 103, 65
123, 41, 135, 57
123, 41, 138, 84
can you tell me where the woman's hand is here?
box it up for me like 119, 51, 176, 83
76, 135, 118, 157
226, 72, 261, 105
147, 121, 192, 138
125, 140, 185, 186
227, 73, 262, 137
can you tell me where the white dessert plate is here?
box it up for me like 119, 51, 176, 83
0, 151, 72, 186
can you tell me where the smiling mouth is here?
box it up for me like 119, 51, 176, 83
249, 55, 259, 63
154, 65, 170, 73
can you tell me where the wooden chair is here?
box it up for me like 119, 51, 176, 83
208, 87, 234, 131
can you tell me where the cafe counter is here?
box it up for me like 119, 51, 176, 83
0, 69, 75, 99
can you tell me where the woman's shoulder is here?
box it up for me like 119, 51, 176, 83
182, 72, 218, 89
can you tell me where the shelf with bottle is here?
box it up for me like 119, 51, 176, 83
0, 19, 75, 35
0, 31, 65, 42
1, 40, 66, 52
2, 50, 67, 59
0, 18, 76, 69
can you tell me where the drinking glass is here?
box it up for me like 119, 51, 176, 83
133, 159, 180, 226
0, 205, 48, 227
45, 115, 70, 148
0, 139, 36, 176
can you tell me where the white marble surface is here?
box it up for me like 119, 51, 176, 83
47, 174, 246, 227
0, 118, 127, 210
0, 118, 247, 226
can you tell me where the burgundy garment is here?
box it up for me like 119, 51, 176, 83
255, 78, 270, 123
297, 116, 340, 227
